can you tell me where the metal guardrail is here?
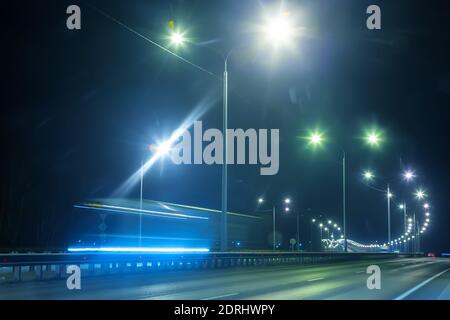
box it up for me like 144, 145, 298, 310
0, 252, 423, 284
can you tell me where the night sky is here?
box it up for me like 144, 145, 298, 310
2, 0, 450, 252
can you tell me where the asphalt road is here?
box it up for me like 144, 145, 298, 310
1, 257, 449, 300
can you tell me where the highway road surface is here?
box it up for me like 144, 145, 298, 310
1, 257, 449, 300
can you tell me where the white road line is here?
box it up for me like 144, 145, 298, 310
307, 277, 325, 282
202, 292, 239, 300
394, 267, 450, 300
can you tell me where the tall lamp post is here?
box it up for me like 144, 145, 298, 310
139, 160, 144, 247
219, 16, 297, 252
342, 151, 347, 252
305, 130, 382, 252
387, 184, 392, 245
257, 197, 291, 251
221, 57, 229, 252
362, 169, 393, 250
319, 223, 323, 251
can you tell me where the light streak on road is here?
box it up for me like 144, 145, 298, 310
67, 246, 210, 253
75, 203, 209, 220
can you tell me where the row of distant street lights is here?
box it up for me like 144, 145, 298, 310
300, 128, 431, 252
362, 166, 431, 252
303, 128, 384, 252
256, 196, 347, 251
312, 219, 343, 240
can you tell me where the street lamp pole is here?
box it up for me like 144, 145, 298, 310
417, 218, 421, 253
387, 184, 391, 248
296, 213, 300, 251
139, 160, 143, 247
319, 226, 323, 252
273, 206, 276, 251
403, 202, 407, 235
343, 152, 347, 252
220, 59, 228, 252
402, 202, 407, 253
413, 212, 416, 253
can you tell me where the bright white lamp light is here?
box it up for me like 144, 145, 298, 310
403, 170, 415, 182
264, 15, 295, 47
363, 170, 374, 180
155, 140, 172, 156
415, 189, 426, 200
170, 31, 186, 46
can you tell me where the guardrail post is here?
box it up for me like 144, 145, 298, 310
35, 265, 43, 280
59, 264, 66, 279
102, 263, 109, 275
13, 266, 21, 282
88, 263, 94, 276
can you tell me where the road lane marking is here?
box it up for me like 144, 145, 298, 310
307, 277, 325, 282
355, 270, 365, 274
394, 267, 450, 300
202, 292, 239, 300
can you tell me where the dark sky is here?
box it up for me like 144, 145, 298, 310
2, 0, 450, 252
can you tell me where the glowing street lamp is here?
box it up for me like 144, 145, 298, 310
263, 14, 296, 48
423, 203, 430, 209
365, 131, 382, 147
414, 189, 427, 200
403, 170, 415, 182
308, 131, 324, 146
169, 30, 186, 47
363, 170, 374, 181
155, 140, 172, 156
258, 197, 264, 204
